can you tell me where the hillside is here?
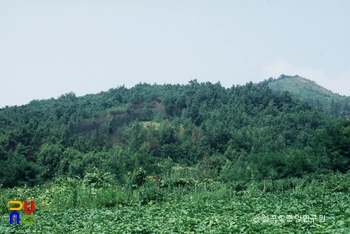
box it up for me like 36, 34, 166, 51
0, 80, 349, 188
267, 75, 350, 116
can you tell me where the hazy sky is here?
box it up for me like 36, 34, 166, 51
1, 1, 349, 108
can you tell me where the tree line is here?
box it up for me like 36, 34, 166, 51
0, 80, 349, 188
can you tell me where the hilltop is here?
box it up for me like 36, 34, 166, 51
267, 75, 350, 116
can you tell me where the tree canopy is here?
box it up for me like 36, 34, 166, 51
0, 80, 348, 187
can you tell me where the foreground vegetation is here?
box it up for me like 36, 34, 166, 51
1, 171, 350, 233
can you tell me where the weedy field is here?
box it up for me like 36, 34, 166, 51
1, 174, 350, 233
1, 192, 350, 233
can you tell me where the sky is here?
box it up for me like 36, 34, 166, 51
1, 0, 350, 108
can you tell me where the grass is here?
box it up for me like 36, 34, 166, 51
141, 121, 160, 130
1, 174, 350, 233
1, 192, 350, 233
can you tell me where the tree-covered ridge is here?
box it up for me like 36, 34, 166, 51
267, 75, 350, 116
0, 80, 349, 188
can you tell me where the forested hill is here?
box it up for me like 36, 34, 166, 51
0, 80, 349, 188
267, 75, 350, 116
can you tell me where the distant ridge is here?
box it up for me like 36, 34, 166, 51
266, 75, 350, 117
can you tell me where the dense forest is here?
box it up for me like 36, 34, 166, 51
0, 79, 349, 188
